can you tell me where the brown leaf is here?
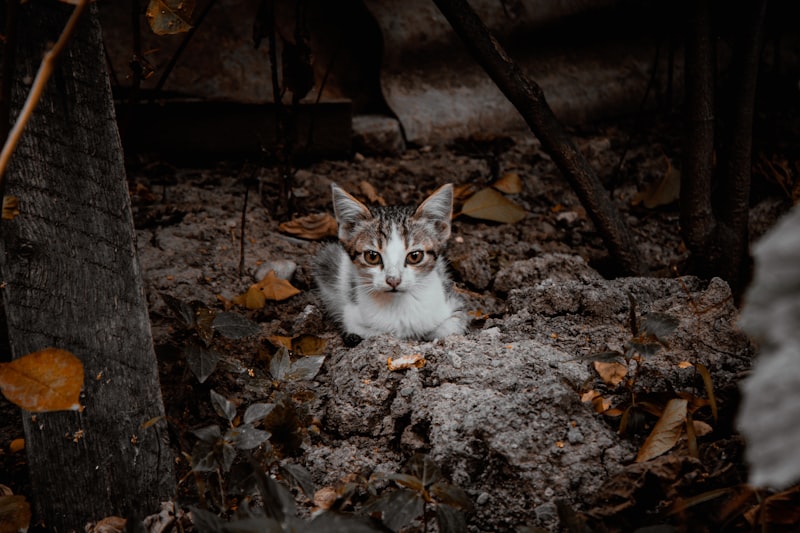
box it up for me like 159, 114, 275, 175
635, 398, 687, 462
0, 495, 31, 533
268, 335, 294, 350
233, 285, 266, 309
145, 0, 194, 35
453, 183, 478, 201
593, 361, 627, 387
2, 196, 19, 220
9, 438, 24, 453
491, 172, 523, 194
359, 181, 386, 206
279, 213, 338, 240
256, 270, 301, 301
292, 334, 327, 356
632, 157, 681, 208
458, 187, 526, 223
0, 348, 84, 412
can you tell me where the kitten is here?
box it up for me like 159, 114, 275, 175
312, 183, 467, 343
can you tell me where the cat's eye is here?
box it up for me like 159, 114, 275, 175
363, 250, 382, 266
406, 250, 425, 265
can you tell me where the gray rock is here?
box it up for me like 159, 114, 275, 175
352, 115, 406, 155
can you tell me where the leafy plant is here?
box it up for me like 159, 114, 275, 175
580, 294, 717, 462
160, 292, 261, 383
364, 454, 473, 532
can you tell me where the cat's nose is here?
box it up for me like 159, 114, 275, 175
386, 276, 401, 289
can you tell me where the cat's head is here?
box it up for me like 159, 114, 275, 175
330, 183, 453, 294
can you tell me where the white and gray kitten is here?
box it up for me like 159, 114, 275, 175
312, 183, 467, 344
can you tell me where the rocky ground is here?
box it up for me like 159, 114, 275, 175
126, 114, 788, 531
0, 114, 794, 531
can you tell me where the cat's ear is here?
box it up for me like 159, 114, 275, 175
331, 183, 372, 241
413, 183, 453, 241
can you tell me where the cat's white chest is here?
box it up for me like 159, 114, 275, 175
343, 274, 459, 340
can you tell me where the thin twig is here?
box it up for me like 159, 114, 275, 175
0, 0, 90, 185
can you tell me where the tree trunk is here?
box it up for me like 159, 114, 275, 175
432, 0, 647, 276
681, 0, 716, 259
0, 2, 174, 530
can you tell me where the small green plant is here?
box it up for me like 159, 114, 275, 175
364, 453, 473, 532
581, 294, 717, 462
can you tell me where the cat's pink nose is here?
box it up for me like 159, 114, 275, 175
386, 276, 401, 289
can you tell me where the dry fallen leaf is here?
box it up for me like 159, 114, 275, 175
636, 398, 688, 462
491, 172, 523, 194
453, 183, 478, 202
591, 395, 613, 414
145, 0, 194, 35
0, 494, 31, 533
458, 187, 526, 224
268, 335, 294, 351
233, 270, 301, 309
9, 438, 24, 453
279, 213, 338, 240
388, 353, 426, 371
593, 361, 628, 387
0, 348, 84, 412
292, 334, 327, 356
692, 420, 713, 437
632, 157, 681, 208
90, 516, 127, 533
359, 181, 387, 206
580, 390, 601, 403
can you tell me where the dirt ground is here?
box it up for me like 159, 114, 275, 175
1, 112, 795, 531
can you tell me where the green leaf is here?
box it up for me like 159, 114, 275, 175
640, 312, 679, 342
160, 292, 196, 328
190, 507, 225, 533
183, 342, 219, 384
365, 489, 424, 531
243, 402, 275, 425
210, 389, 237, 424
212, 311, 260, 339
192, 424, 222, 443
430, 482, 473, 510
635, 398, 687, 462
270, 347, 291, 380
286, 355, 326, 382
458, 187, 526, 224
280, 462, 316, 499
436, 503, 468, 533
407, 453, 442, 487
229, 424, 270, 450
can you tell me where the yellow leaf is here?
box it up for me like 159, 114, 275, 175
491, 172, 523, 194
459, 187, 526, 224
279, 213, 338, 240
387, 353, 426, 371
256, 270, 301, 301
145, 0, 194, 36
593, 361, 627, 387
0, 348, 84, 412
292, 334, 327, 356
268, 335, 294, 350
635, 398, 687, 462
2, 196, 19, 220
9, 438, 24, 453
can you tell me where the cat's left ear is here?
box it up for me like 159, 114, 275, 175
413, 183, 453, 241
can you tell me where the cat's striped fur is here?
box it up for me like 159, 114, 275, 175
312, 183, 466, 343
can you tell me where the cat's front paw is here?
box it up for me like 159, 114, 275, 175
342, 332, 363, 347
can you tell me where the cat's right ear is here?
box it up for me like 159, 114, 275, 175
331, 183, 372, 241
